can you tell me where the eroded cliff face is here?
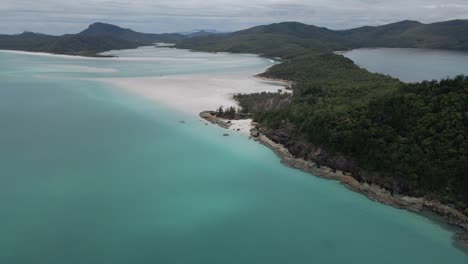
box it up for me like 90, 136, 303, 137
261, 127, 422, 196
263, 129, 356, 172
262, 127, 358, 174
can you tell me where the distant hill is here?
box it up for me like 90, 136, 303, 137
0, 22, 185, 56
177, 19, 468, 57
176, 22, 346, 57
0, 31, 138, 56
79, 22, 184, 43
340, 20, 468, 49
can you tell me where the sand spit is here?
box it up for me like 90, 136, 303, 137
97, 74, 290, 116
199, 111, 254, 135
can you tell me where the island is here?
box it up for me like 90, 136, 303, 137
181, 20, 468, 246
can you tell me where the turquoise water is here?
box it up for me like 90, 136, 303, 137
0, 48, 467, 263
339, 48, 468, 82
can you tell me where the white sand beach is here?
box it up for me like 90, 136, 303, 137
98, 73, 290, 135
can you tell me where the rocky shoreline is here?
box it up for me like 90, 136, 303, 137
200, 111, 468, 249
199, 111, 231, 129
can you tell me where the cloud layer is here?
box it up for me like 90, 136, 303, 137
1, 0, 467, 34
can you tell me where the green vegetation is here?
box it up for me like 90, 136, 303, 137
234, 91, 292, 114
212, 106, 252, 120
364, 77, 468, 205
178, 20, 468, 210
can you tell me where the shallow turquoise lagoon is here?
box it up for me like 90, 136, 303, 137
0, 48, 466, 263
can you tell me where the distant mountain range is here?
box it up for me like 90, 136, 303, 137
0, 20, 467, 56
178, 29, 229, 37
177, 19, 468, 57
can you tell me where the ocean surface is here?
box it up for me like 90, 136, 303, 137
0, 47, 467, 263
339, 48, 468, 82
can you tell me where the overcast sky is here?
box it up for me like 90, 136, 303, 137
1, 0, 467, 35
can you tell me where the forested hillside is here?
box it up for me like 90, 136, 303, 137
177, 20, 468, 57
249, 58, 468, 208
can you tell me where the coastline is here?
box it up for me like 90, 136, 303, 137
0, 49, 115, 59
0, 48, 210, 62
200, 112, 468, 248
254, 75, 294, 90
7, 46, 466, 249
199, 111, 255, 135
0, 49, 100, 59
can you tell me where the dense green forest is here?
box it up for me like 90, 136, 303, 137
241, 57, 468, 210
178, 21, 468, 212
